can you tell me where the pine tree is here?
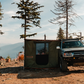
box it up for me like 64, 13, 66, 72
57, 27, 65, 39
49, 0, 79, 39
69, 35, 73, 39
12, 0, 44, 39
0, 2, 4, 35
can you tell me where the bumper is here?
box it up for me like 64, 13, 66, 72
63, 57, 84, 65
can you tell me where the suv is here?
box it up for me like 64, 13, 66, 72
57, 39, 84, 71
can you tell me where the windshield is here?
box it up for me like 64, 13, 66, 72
62, 41, 84, 48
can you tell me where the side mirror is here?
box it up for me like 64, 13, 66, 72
56, 46, 60, 49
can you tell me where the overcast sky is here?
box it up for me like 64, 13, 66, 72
0, 0, 84, 46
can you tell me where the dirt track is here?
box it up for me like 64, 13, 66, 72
0, 61, 84, 84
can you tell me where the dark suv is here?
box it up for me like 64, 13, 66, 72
57, 39, 84, 71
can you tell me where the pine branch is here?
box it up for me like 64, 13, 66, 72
12, 16, 23, 19
0, 24, 2, 27
16, 11, 24, 14
32, 6, 44, 11
21, 24, 32, 28
0, 30, 4, 35
20, 33, 37, 38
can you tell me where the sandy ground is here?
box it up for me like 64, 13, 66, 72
0, 61, 84, 84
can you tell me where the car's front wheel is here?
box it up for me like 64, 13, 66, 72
60, 58, 67, 72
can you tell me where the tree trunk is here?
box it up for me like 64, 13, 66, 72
24, 4, 26, 68
66, 0, 68, 39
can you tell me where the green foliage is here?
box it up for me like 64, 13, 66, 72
12, 0, 44, 38
0, 2, 4, 35
6, 55, 11, 60
0, 2, 3, 26
57, 27, 65, 39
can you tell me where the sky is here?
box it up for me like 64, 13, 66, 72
0, 0, 84, 46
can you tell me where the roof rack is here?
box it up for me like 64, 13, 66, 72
60, 39, 80, 42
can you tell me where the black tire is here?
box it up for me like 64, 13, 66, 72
60, 58, 67, 72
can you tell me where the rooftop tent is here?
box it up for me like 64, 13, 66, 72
24, 39, 60, 68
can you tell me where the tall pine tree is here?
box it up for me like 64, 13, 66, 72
12, 0, 44, 67
12, 0, 44, 39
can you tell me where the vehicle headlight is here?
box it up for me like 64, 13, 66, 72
63, 53, 74, 57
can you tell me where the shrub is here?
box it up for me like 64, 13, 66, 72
6, 55, 11, 60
